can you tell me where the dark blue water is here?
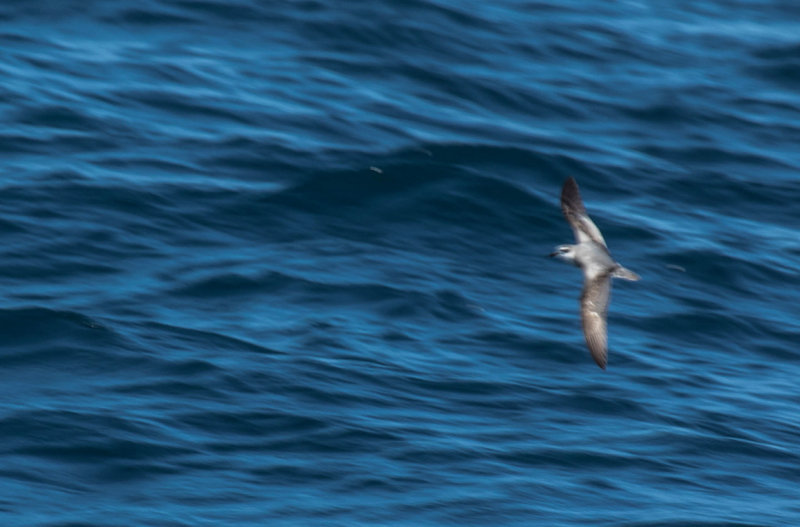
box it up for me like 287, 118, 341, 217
1, 1, 799, 525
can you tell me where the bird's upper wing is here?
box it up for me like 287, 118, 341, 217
561, 177, 608, 249
580, 272, 611, 370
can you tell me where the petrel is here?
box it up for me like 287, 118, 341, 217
550, 177, 639, 370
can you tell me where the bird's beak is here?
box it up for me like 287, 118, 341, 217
548, 252, 558, 258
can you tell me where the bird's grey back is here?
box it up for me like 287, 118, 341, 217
574, 241, 616, 281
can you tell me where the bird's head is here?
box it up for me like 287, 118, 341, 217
549, 244, 578, 264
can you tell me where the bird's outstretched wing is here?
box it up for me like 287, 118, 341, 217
580, 273, 611, 369
561, 177, 607, 249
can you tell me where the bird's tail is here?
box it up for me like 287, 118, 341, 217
613, 265, 640, 281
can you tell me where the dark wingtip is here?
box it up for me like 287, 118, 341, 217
560, 177, 583, 210
588, 341, 608, 370
562, 176, 578, 192
591, 351, 607, 370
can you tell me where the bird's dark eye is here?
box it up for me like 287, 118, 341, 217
561, 248, 568, 253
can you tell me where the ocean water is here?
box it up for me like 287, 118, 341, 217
0, 1, 799, 525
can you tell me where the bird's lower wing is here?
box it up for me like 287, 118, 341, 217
581, 274, 611, 369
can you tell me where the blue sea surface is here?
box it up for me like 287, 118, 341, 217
1, 1, 799, 525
